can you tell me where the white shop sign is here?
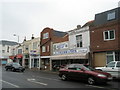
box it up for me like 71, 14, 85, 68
53, 48, 88, 55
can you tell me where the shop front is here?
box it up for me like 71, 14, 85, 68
30, 55, 40, 69
40, 56, 51, 70
16, 54, 23, 66
50, 53, 89, 71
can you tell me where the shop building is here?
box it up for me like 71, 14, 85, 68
40, 27, 67, 70
22, 38, 31, 68
90, 7, 120, 67
51, 23, 93, 70
15, 45, 23, 66
0, 40, 18, 65
29, 37, 40, 69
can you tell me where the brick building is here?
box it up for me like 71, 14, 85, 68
90, 7, 120, 67
40, 27, 68, 70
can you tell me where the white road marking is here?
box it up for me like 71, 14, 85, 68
0, 80, 19, 88
32, 76, 60, 81
86, 84, 105, 88
27, 78, 47, 86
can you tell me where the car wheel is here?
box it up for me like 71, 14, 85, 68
5, 68, 8, 71
21, 70, 25, 72
88, 77, 95, 85
12, 68, 15, 72
61, 74, 67, 81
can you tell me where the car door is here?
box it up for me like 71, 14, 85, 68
67, 65, 86, 80
102, 61, 116, 75
6, 63, 12, 69
113, 62, 120, 78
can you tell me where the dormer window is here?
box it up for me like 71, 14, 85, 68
43, 32, 49, 39
107, 12, 115, 21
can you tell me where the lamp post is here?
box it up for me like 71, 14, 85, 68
13, 34, 19, 43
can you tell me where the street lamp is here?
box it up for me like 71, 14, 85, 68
13, 34, 19, 43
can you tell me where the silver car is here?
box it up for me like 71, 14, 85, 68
95, 61, 120, 79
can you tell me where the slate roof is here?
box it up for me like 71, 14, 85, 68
0, 40, 18, 46
53, 30, 67, 37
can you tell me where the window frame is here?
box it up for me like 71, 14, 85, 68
76, 34, 83, 47
107, 11, 116, 21
103, 30, 115, 41
42, 46, 46, 52
43, 32, 49, 39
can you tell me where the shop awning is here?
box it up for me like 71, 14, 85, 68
51, 53, 88, 60
16, 54, 23, 58
9, 56, 15, 60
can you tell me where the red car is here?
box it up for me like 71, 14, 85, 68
59, 64, 112, 85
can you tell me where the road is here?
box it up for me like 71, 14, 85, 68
1, 66, 119, 90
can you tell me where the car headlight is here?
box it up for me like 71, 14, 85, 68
97, 74, 107, 78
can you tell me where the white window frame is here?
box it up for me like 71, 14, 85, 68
33, 42, 37, 49
106, 51, 115, 64
103, 30, 115, 41
42, 46, 46, 52
76, 35, 83, 48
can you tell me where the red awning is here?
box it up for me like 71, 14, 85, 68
9, 56, 15, 60
16, 54, 23, 59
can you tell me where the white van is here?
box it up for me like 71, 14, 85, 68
95, 61, 120, 79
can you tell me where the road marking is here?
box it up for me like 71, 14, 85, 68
32, 76, 60, 81
0, 80, 19, 88
27, 78, 47, 86
86, 85, 105, 88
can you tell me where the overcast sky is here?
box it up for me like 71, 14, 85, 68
0, 0, 119, 43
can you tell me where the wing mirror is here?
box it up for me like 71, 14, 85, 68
81, 68, 85, 71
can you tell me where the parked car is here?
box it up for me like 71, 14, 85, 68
5, 62, 25, 72
59, 64, 112, 85
95, 61, 120, 79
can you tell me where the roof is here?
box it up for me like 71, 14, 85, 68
53, 30, 67, 37
0, 40, 18, 46
82, 20, 94, 27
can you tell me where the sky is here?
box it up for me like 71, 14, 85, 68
0, 0, 120, 43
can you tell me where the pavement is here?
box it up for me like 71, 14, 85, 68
27, 68, 59, 74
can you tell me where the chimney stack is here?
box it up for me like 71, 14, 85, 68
24, 36, 26, 41
77, 25, 81, 29
31, 34, 34, 39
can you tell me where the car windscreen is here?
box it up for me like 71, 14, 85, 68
12, 63, 21, 67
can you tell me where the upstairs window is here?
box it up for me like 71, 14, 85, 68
33, 42, 37, 49
43, 33, 49, 39
107, 12, 115, 20
18, 49, 22, 54
76, 35, 82, 47
25, 45, 29, 50
103, 30, 115, 40
42, 46, 46, 52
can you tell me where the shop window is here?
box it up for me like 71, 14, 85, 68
103, 30, 115, 40
76, 35, 82, 47
106, 51, 115, 64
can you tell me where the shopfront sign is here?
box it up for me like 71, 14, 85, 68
30, 50, 39, 56
53, 42, 68, 50
53, 48, 88, 55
